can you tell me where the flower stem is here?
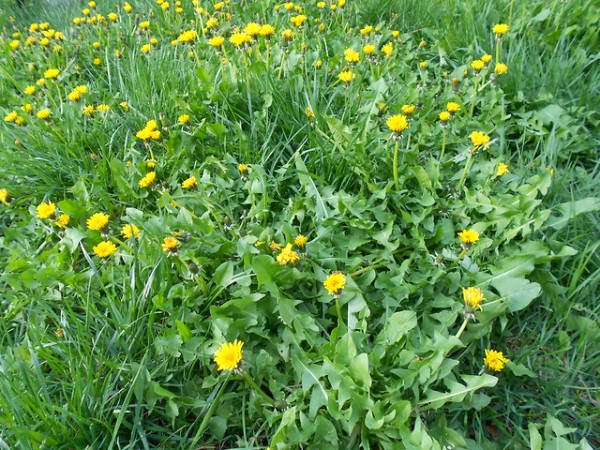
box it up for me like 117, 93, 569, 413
456, 148, 474, 191
393, 139, 400, 190
440, 127, 447, 160
455, 318, 469, 339
192, 373, 230, 445
241, 371, 277, 407
335, 296, 343, 327
469, 76, 480, 118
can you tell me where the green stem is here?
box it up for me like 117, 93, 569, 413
495, 38, 501, 64
440, 126, 447, 160
455, 318, 469, 339
335, 297, 344, 327
241, 371, 277, 406
508, 0, 515, 27
469, 76, 480, 118
192, 373, 230, 445
456, 148, 474, 191
392, 139, 400, 190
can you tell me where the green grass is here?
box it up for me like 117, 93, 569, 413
1, 0, 599, 448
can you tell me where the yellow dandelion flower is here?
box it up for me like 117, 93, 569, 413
382, 42, 393, 58
161, 236, 180, 252
4, 111, 18, 123
495, 63, 508, 75
469, 131, 491, 149
93, 240, 117, 258
139, 171, 156, 188
53, 214, 70, 229
447, 102, 460, 113
344, 48, 359, 63
214, 340, 244, 371
182, 176, 197, 189
496, 162, 509, 177
178, 114, 190, 124
338, 70, 355, 83
386, 114, 409, 134
269, 241, 282, 252
209, 35, 225, 48
294, 234, 307, 249
96, 104, 110, 112
439, 111, 451, 122
36, 201, 56, 219
87, 212, 110, 231
484, 349, 509, 372
290, 14, 307, 27
44, 68, 60, 79
360, 25, 373, 35
83, 105, 94, 116
458, 228, 480, 245
238, 163, 248, 174
259, 24, 275, 38
24, 85, 36, 95
401, 104, 416, 115
471, 60, 485, 71
481, 54, 492, 64
121, 223, 140, 239
462, 287, 485, 311
230, 32, 251, 47
276, 243, 300, 265
492, 24, 509, 37
305, 107, 314, 119
282, 29, 295, 41
36, 108, 51, 120
363, 44, 375, 55
324, 272, 346, 296
0, 189, 9, 205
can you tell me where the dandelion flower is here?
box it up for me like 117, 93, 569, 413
182, 176, 197, 189
238, 163, 248, 174
344, 48, 359, 63
121, 223, 140, 239
44, 68, 60, 79
269, 241, 282, 252
276, 243, 300, 265
294, 234, 308, 249
290, 14, 307, 27
259, 24, 275, 38
0, 189, 9, 205
496, 162, 509, 177
386, 114, 408, 134
495, 63, 508, 75
463, 287, 485, 311
93, 240, 117, 258
178, 114, 190, 124
54, 214, 70, 229
36, 202, 56, 219
439, 111, 450, 122
36, 108, 51, 120
484, 349, 509, 372
324, 272, 346, 296
363, 44, 375, 55
162, 236, 180, 252
87, 212, 110, 230
469, 131, 491, 149
214, 340, 244, 371
229, 32, 251, 47
471, 60, 485, 71
447, 102, 460, 113
381, 42, 393, 58
305, 107, 314, 119
209, 35, 225, 48
24, 85, 36, 95
139, 171, 156, 188
458, 228, 480, 245
481, 54, 492, 64
401, 104, 416, 115
492, 24, 509, 37
338, 70, 355, 83
360, 25, 373, 35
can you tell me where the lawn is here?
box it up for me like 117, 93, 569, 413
0, 0, 598, 448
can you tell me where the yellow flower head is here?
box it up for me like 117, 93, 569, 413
401, 104, 416, 115
87, 212, 110, 231
214, 339, 244, 371
324, 272, 346, 296
238, 163, 248, 174
0, 189, 9, 205
495, 63, 508, 75
469, 131, 491, 149
260, 24, 275, 38
93, 240, 117, 258
471, 60, 485, 71
492, 23, 509, 36
282, 29, 295, 41
305, 107, 314, 119
121, 223, 140, 239
139, 171, 157, 188
338, 70, 355, 83
162, 236, 180, 252
462, 287, 485, 311
209, 35, 225, 48
36, 201, 56, 219
496, 162, 509, 177
44, 68, 60, 79
386, 114, 408, 134
360, 25, 373, 35
439, 111, 451, 122
230, 32, 251, 47
36, 108, 51, 120
481, 54, 492, 64
24, 85, 36, 95
458, 228, 480, 245
178, 114, 190, 124
382, 42, 393, 58
54, 214, 70, 229
182, 176, 197, 189
294, 234, 308, 249
276, 243, 300, 265
269, 241, 282, 252
447, 102, 460, 113
363, 44, 375, 55
419, 61, 428, 69
290, 14, 307, 27
484, 349, 509, 372
344, 48, 359, 63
